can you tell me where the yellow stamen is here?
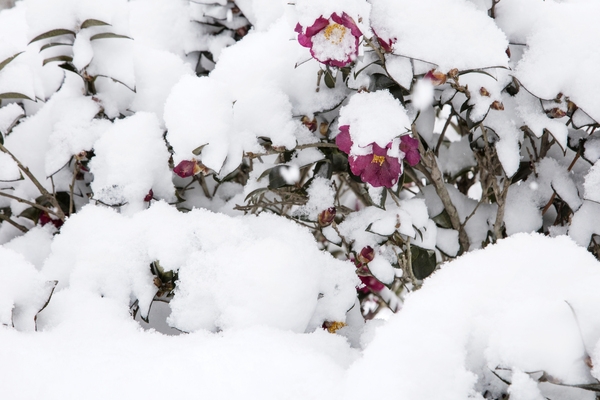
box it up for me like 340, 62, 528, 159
324, 23, 347, 44
372, 154, 385, 166
326, 321, 347, 333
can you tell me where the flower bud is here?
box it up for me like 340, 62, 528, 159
547, 108, 567, 118
318, 207, 336, 227
490, 101, 504, 111
447, 68, 459, 80
424, 70, 447, 86
357, 246, 375, 264
301, 116, 317, 132
479, 87, 490, 97
173, 160, 203, 178
144, 189, 154, 202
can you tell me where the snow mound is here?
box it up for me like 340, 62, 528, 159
346, 233, 600, 399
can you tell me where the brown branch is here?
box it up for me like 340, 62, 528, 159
0, 191, 61, 217
0, 143, 65, 221
0, 213, 28, 233
412, 124, 470, 252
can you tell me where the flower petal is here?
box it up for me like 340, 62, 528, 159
305, 16, 330, 37
331, 12, 361, 38
336, 125, 353, 154
400, 135, 421, 166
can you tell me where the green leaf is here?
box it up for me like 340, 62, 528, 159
244, 187, 268, 203
323, 69, 335, 89
43, 55, 74, 66
18, 207, 41, 222
0, 92, 33, 101
90, 32, 132, 41
0, 52, 23, 73
39, 42, 72, 52
80, 19, 111, 29
192, 144, 208, 156
378, 188, 387, 209
57, 62, 79, 75
29, 29, 76, 44
432, 209, 453, 229
411, 245, 437, 280
95, 74, 136, 92
460, 99, 472, 113
268, 166, 290, 189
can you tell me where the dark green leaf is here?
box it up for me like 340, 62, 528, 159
58, 62, 79, 74
18, 207, 41, 222
268, 166, 290, 189
324, 69, 335, 89
192, 144, 208, 156
313, 159, 333, 179
432, 209, 453, 229
39, 42, 72, 52
90, 32, 132, 41
411, 245, 437, 280
0, 92, 33, 101
29, 29, 76, 44
95, 74, 136, 92
0, 52, 23, 73
341, 67, 351, 82
244, 187, 268, 203
55, 192, 71, 215
372, 73, 396, 90
377, 188, 387, 209
465, 108, 486, 130
460, 99, 472, 113
43, 55, 73, 66
80, 19, 111, 29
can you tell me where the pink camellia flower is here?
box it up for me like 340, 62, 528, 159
336, 125, 420, 188
295, 13, 361, 68
173, 160, 202, 178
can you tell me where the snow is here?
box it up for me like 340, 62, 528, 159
2, 0, 600, 398
346, 233, 600, 399
294, 176, 335, 220
515, 1, 600, 123
338, 90, 411, 151
369, 0, 509, 72
89, 112, 175, 214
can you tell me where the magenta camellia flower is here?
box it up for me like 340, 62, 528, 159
336, 125, 420, 188
295, 13, 361, 68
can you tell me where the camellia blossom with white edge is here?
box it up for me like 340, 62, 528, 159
295, 12, 362, 68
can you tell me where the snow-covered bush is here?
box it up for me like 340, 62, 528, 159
2, 0, 600, 398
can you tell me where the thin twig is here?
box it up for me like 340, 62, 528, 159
0, 213, 28, 233
0, 191, 61, 217
0, 143, 65, 221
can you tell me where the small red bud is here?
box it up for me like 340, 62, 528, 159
318, 207, 336, 227
173, 160, 203, 178
144, 189, 154, 202
301, 116, 317, 132
357, 246, 375, 264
